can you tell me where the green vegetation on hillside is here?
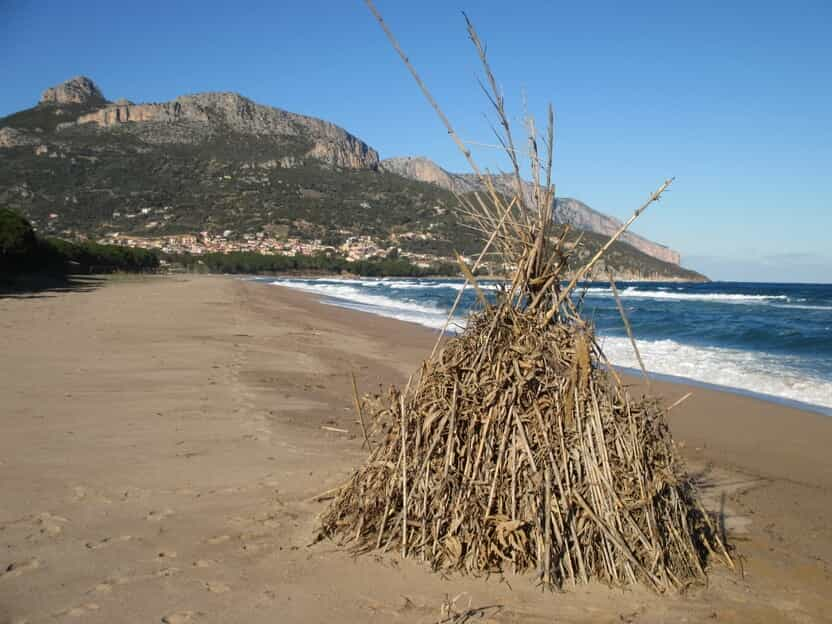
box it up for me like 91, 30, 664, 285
0, 100, 705, 281
168, 250, 457, 277
0, 207, 159, 277
0, 207, 39, 262
0, 100, 108, 133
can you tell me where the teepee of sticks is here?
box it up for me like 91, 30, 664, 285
318, 3, 733, 591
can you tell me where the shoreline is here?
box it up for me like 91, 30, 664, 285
1, 274, 830, 622
264, 279, 832, 486
240, 272, 710, 283
616, 364, 832, 418
256, 275, 832, 418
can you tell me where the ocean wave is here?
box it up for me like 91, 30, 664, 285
270, 280, 439, 314
580, 287, 792, 305
276, 277, 503, 292
263, 277, 832, 412
600, 336, 832, 410
365, 279, 501, 292
269, 279, 463, 330
769, 303, 832, 311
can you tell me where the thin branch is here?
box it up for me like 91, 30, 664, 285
545, 178, 675, 324
608, 271, 651, 388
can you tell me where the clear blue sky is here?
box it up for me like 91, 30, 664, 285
2, 0, 830, 282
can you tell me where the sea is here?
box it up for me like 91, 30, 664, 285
253, 277, 832, 416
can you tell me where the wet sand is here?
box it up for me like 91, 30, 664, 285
1, 275, 830, 623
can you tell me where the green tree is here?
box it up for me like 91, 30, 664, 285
0, 208, 37, 258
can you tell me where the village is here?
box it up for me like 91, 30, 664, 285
99, 229, 456, 268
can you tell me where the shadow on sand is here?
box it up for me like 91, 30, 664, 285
0, 273, 107, 299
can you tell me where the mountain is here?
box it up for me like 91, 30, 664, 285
0, 77, 704, 281
2, 76, 378, 170
380, 156, 681, 266
39, 75, 108, 107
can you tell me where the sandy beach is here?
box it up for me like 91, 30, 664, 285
1, 275, 830, 623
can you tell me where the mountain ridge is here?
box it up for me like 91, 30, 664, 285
380, 156, 681, 266
6, 77, 379, 171
0, 76, 703, 281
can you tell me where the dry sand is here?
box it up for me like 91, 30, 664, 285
1, 274, 830, 623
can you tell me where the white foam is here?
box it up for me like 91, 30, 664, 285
581, 287, 790, 305
363, 279, 501, 292
265, 277, 832, 412
270, 279, 463, 330
769, 303, 832, 311
600, 336, 832, 410
281, 277, 502, 292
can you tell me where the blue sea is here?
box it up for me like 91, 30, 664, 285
255, 277, 832, 415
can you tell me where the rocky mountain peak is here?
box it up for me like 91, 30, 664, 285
65, 87, 379, 170
40, 76, 107, 106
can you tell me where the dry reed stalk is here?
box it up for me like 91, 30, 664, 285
668, 392, 693, 410
607, 272, 651, 388
351, 372, 373, 451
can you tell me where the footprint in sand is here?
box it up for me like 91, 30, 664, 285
70, 485, 112, 504
226, 515, 247, 528
86, 577, 127, 595
0, 558, 42, 580
119, 486, 152, 501
162, 611, 197, 624
205, 535, 231, 545
85, 535, 132, 550
84, 537, 112, 550
33, 512, 68, 537
174, 488, 200, 497
204, 581, 230, 594
146, 508, 175, 522
240, 542, 268, 554
2, 512, 67, 543
60, 603, 100, 618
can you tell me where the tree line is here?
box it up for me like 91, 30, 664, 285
166, 250, 457, 277
1, 208, 159, 277
2, 207, 458, 279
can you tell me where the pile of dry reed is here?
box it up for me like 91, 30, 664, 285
318, 2, 733, 591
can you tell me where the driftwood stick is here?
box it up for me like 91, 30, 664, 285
546, 178, 674, 323
543, 466, 552, 585
364, 0, 481, 177
321, 425, 349, 434
305, 481, 348, 503
668, 392, 693, 411
400, 393, 408, 557
351, 371, 373, 451
485, 408, 513, 517
608, 272, 651, 388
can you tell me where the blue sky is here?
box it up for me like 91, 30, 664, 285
2, 0, 830, 282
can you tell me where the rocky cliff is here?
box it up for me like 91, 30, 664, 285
382, 156, 682, 266
29, 77, 379, 170
554, 198, 681, 265
40, 76, 107, 107
381, 156, 476, 192
71, 92, 379, 169
0, 76, 701, 281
